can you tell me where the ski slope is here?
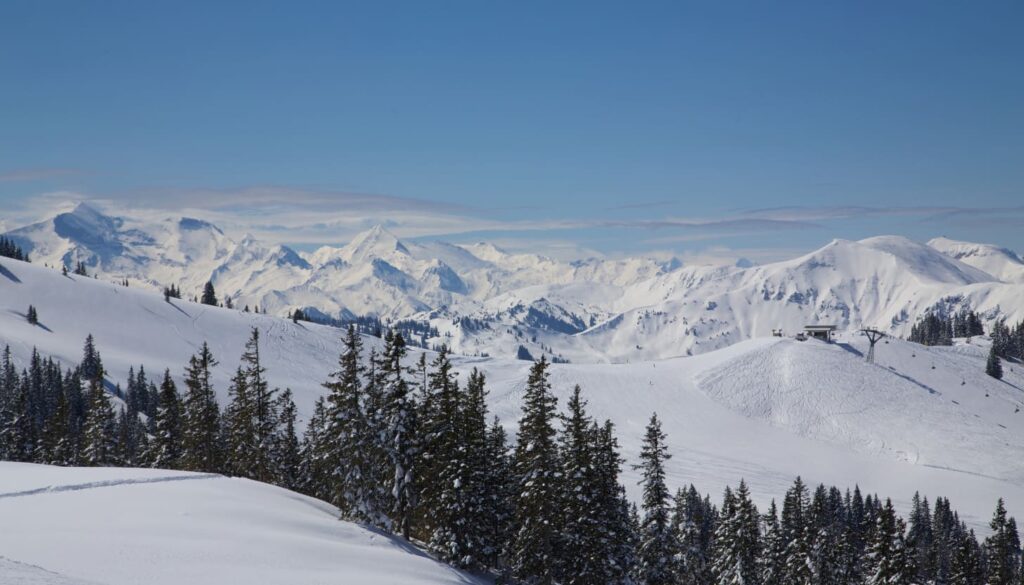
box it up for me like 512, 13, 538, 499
0, 462, 485, 585
2, 256, 1024, 532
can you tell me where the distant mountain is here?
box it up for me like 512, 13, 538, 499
5, 202, 1024, 361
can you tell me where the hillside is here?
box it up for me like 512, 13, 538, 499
6, 202, 1024, 362
3, 255, 1024, 531
0, 462, 485, 585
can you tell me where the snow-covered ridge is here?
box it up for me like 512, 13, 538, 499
4, 202, 1024, 362
3, 256, 1024, 531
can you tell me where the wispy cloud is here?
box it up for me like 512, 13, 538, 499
0, 168, 83, 183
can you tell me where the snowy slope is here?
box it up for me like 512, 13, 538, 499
0, 462, 485, 585
929, 236, 1024, 283
3, 256, 1024, 531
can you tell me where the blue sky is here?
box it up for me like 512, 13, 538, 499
2, 1, 1023, 260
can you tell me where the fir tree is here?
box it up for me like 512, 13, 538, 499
201, 281, 218, 306
273, 388, 301, 489
712, 479, 760, 585
81, 377, 115, 466
510, 356, 561, 584
26, 305, 38, 325
634, 413, 677, 585
781, 477, 813, 585
984, 498, 1019, 585
180, 343, 222, 472
987, 344, 1004, 380
150, 369, 183, 469
380, 331, 418, 540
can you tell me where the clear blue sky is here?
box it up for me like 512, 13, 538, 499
2, 1, 1023, 258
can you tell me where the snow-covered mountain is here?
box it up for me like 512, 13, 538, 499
5, 202, 1024, 362
2, 255, 1024, 531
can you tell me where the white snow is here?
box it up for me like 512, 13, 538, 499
0, 462, 485, 585
3, 256, 1024, 535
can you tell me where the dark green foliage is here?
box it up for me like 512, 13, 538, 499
26, 305, 38, 325
510, 356, 561, 583
0, 236, 29, 261
201, 281, 218, 306
150, 369, 183, 469
987, 344, 1004, 379
635, 413, 677, 585
180, 343, 222, 473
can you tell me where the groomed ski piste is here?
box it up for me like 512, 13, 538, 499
3, 255, 1024, 583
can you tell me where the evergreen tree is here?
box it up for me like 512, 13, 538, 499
181, 343, 222, 472
273, 388, 301, 489
81, 377, 115, 465
380, 331, 418, 540
26, 305, 38, 325
712, 479, 760, 585
864, 499, 901, 585
984, 498, 1019, 585
224, 366, 257, 478
150, 369, 183, 469
781, 477, 813, 585
759, 500, 785, 585
634, 413, 677, 585
80, 334, 104, 386
201, 281, 218, 306
510, 356, 561, 584
987, 344, 1004, 380
322, 326, 382, 524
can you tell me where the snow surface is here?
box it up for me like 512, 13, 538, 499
0, 462, 485, 585
3, 256, 1024, 534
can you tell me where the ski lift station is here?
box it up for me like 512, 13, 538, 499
802, 324, 837, 342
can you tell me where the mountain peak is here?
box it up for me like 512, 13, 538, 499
342, 224, 409, 262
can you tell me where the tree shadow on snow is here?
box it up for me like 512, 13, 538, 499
0, 263, 21, 283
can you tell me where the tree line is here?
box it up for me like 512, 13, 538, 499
1, 329, 1022, 584
908, 310, 985, 346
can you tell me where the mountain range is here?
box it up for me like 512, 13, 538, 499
5, 201, 1024, 362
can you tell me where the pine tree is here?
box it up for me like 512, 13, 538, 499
201, 281, 218, 306
557, 385, 603, 584
987, 344, 1004, 380
759, 500, 785, 585
984, 498, 1018, 585
298, 396, 330, 500
634, 413, 677, 585
238, 328, 279, 483
150, 369, 183, 469
481, 416, 514, 571
781, 477, 813, 585
181, 343, 222, 472
864, 499, 901, 585
712, 479, 760, 585
949, 529, 982, 585
510, 356, 561, 584
380, 331, 418, 540
26, 305, 38, 325
273, 388, 301, 489
322, 326, 381, 524
80, 334, 104, 386
224, 366, 257, 478
81, 377, 115, 466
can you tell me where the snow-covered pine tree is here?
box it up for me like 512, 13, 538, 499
863, 498, 901, 585
380, 331, 418, 539
273, 389, 301, 490
672, 485, 713, 585
510, 356, 561, 584
759, 500, 785, 585
634, 413, 678, 585
181, 343, 222, 473
451, 368, 492, 568
592, 420, 637, 584
712, 479, 760, 585
480, 415, 513, 571
557, 385, 604, 584
781, 477, 813, 585
420, 346, 466, 555
949, 528, 983, 585
984, 498, 1019, 585
298, 396, 330, 500
322, 326, 380, 523
150, 369, 183, 469
240, 328, 279, 483
39, 384, 72, 465
80, 334, 104, 387
906, 492, 936, 584
224, 366, 257, 479
81, 377, 116, 466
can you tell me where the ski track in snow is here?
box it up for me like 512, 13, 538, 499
0, 473, 221, 499
0, 557, 101, 585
